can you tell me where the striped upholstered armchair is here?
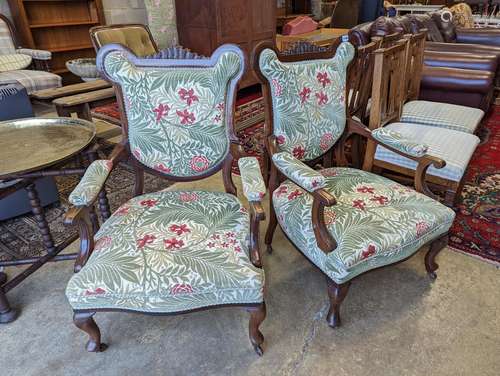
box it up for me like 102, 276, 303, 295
0, 14, 61, 94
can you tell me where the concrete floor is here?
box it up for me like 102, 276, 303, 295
1, 174, 499, 376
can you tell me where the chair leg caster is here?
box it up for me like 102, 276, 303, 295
248, 302, 266, 356
73, 311, 107, 353
0, 307, 18, 324
326, 278, 350, 329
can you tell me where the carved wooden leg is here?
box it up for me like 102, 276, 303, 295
26, 183, 56, 254
0, 273, 17, 324
443, 190, 456, 208
247, 302, 266, 356
73, 311, 108, 352
425, 234, 448, 280
326, 278, 351, 328
133, 163, 144, 197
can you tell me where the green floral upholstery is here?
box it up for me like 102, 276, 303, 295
100, 47, 242, 178
272, 168, 455, 284
272, 152, 326, 192
238, 157, 266, 202
69, 160, 113, 206
371, 128, 429, 157
258, 42, 355, 162
66, 190, 264, 312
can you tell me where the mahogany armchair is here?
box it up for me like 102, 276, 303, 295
253, 39, 455, 328
64, 44, 267, 355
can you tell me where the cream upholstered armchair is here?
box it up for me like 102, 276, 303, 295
253, 39, 455, 328
64, 44, 267, 355
0, 14, 61, 94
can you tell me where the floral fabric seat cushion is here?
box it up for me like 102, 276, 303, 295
66, 190, 264, 313
273, 168, 455, 284
401, 100, 484, 134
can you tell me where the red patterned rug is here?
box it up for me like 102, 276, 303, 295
449, 105, 500, 264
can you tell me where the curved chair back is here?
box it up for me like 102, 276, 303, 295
254, 40, 355, 164
90, 24, 158, 57
97, 43, 244, 184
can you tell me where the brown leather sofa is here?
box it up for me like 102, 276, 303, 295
349, 13, 498, 110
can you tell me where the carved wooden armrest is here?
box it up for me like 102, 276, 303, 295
63, 141, 129, 271
272, 152, 338, 253
237, 157, 267, 268
348, 118, 446, 200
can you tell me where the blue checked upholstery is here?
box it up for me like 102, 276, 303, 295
374, 123, 480, 182
401, 100, 484, 134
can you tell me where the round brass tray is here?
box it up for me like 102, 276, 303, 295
0, 117, 96, 178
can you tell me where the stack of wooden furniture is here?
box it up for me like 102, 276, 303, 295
7, 0, 104, 83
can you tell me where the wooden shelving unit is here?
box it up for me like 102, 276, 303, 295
7, 0, 104, 84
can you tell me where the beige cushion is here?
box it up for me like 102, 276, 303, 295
93, 26, 157, 57
0, 54, 32, 72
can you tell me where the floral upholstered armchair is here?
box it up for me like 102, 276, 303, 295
64, 44, 267, 355
0, 14, 61, 94
253, 39, 455, 328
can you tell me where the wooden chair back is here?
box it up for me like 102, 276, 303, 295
347, 40, 380, 123
374, 32, 403, 48
403, 31, 426, 102
368, 41, 408, 131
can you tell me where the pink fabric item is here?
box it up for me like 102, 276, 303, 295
283, 16, 318, 36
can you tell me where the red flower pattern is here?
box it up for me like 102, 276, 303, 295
164, 238, 185, 249
189, 155, 209, 172
115, 206, 129, 216
216, 102, 225, 112
315, 91, 328, 106
177, 109, 196, 125
170, 283, 193, 295
179, 192, 199, 202
276, 135, 286, 145
153, 103, 170, 122
85, 287, 106, 296
137, 234, 156, 249
292, 145, 305, 159
299, 87, 311, 104
370, 195, 388, 205
319, 133, 333, 151
416, 221, 430, 237
94, 236, 112, 251
352, 199, 366, 210
361, 245, 376, 259
276, 185, 288, 197
178, 88, 199, 106
317, 72, 331, 88
155, 163, 171, 173
272, 79, 283, 96
169, 224, 191, 235
357, 186, 375, 194
140, 199, 158, 207
288, 189, 303, 200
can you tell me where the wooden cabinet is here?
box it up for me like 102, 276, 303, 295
175, 0, 276, 88
7, 0, 104, 83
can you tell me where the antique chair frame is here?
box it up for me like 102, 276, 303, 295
90, 23, 159, 56
363, 36, 471, 206
65, 44, 267, 355
253, 40, 449, 327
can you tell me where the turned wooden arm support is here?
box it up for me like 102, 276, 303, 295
248, 201, 266, 268
271, 150, 338, 254
63, 141, 129, 272
348, 118, 446, 200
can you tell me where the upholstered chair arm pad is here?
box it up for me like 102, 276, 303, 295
456, 28, 500, 48
17, 48, 52, 61
69, 160, 113, 206
272, 152, 326, 192
371, 128, 428, 157
238, 157, 266, 202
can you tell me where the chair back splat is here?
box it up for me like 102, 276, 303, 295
403, 31, 427, 103
96, 43, 245, 195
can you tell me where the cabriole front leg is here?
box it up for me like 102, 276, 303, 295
73, 311, 108, 352
247, 302, 266, 356
425, 234, 449, 280
326, 278, 351, 328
